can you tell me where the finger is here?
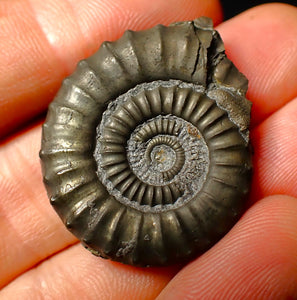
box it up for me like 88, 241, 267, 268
0, 0, 222, 139
0, 124, 77, 288
1, 244, 178, 300
250, 96, 297, 203
157, 195, 297, 299
0, 0, 223, 287
216, 3, 297, 125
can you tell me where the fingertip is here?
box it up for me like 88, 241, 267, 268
1, 244, 177, 300
250, 97, 297, 202
216, 3, 297, 125
157, 195, 297, 299
0, 0, 223, 139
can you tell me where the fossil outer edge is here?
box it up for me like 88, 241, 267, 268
40, 17, 252, 267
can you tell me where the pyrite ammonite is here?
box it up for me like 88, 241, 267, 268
40, 17, 252, 267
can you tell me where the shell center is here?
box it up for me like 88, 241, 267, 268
150, 144, 176, 172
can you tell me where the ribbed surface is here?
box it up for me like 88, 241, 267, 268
95, 81, 211, 212
40, 17, 252, 266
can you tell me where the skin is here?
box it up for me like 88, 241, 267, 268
0, 0, 297, 299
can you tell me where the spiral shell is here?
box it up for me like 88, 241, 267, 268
40, 17, 252, 267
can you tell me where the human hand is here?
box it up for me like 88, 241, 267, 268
1, 1, 297, 299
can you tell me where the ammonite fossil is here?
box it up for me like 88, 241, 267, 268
40, 17, 252, 267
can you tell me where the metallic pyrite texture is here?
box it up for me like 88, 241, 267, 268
40, 17, 252, 267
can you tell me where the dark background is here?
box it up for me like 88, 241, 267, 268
221, 0, 296, 19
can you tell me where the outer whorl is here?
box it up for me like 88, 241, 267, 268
40, 17, 252, 267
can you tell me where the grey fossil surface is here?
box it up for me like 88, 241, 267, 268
40, 17, 252, 267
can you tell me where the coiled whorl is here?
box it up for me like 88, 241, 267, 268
40, 17, 252, 267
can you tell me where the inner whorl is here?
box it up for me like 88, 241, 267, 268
94, 80, 210, 213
